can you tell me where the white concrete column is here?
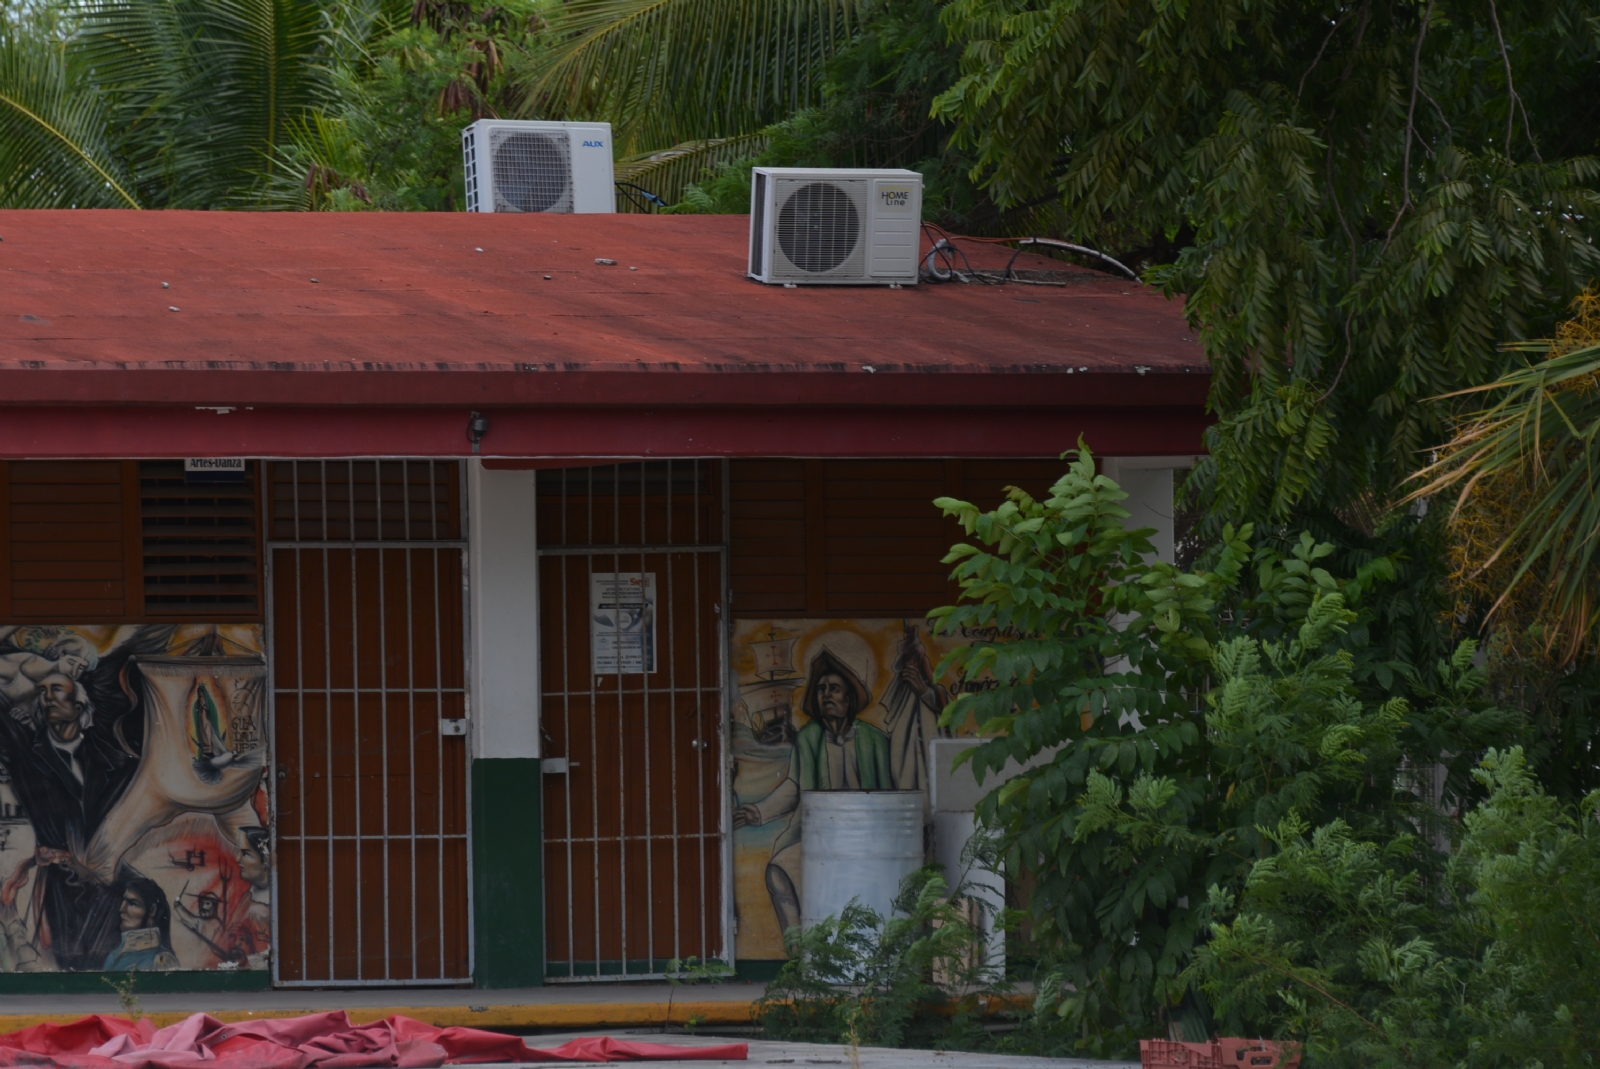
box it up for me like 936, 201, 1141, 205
1100, 455, 1203, 564
466, 461, 541, 760
928, 738, 1014, 975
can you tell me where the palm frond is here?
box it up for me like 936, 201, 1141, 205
523, 0, 861, 154
614, 133, 764, 210
252, 111, 373, 209
80, 0, 339, 206
1411, 341, 1600, 663
0, 27, 138, 207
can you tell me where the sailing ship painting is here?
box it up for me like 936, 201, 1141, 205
736, 628, 803, 746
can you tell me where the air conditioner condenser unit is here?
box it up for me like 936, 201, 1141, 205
462, 119, 615, 213
748, 167, 922, 285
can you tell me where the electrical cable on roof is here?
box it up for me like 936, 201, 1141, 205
920, 224, 992, 284
1002, 237, 1139, 282
918, 224, 1142, 285
614, 181, 667, 212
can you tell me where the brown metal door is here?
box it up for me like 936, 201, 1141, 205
537, 462, 727, 980
267, 461, 471, 985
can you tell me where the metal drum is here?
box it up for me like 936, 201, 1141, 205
800, 789, 925, 929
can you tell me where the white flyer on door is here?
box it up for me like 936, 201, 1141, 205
590, 572, 657, 674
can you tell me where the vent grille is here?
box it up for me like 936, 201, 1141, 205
490, 127, 573, 213
462, 125, 480, 212
139, 460, 260, 616
775, 181, 862, 273
749, 171, 768, 275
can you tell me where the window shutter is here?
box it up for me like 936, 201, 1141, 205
139, 460, 261, 617
3, 461, 132, 620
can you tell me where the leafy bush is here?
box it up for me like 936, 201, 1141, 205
928, 447, 1514, 1055
1192, 747, 1600, 1068
757, 868, 1003, 1051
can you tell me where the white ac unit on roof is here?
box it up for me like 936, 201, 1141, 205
462, 120, 615, 214
748, 167, 922, 285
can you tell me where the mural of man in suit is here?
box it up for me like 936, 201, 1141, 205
733, 636, 896, 935
0, 672, 138, 969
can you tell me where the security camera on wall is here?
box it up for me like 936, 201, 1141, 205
462, 119, 615, 213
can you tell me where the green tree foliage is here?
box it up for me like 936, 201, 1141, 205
0, 0, 540, 209
80, 0, 344, 207
260, 5, 543, 210
932, 0, 1600, 523
1192, 748, 1600, 1067
524, 0, 860, 159
929, 449, 1512, 1052
0, 0, 138, 207
1, 0, 368, 207
648, 0, 1003, 225
556, 0, 979, 214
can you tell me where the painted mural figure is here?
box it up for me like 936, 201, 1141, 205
879, 623, 954, 794
0, 628, 96, 705
0, 628, 172, 970
102, 877, 178, 971
732, 619, 969, 956
213, 823, 271, 968
734, 629, 948, 935
0, 624, 270, 973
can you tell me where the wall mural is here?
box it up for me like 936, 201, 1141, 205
730, 618, 991, 959
0, 624, 268, 973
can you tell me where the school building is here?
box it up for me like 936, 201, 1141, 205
0, 210, 1207, 991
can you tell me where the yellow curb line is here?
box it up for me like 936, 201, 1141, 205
0, 999, 758, 1034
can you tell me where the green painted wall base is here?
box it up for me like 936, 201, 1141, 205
0, 971, 269, 994
472, 757, 544, 988
735, 960, 785, 984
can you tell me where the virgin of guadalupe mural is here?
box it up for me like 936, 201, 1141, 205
730, 620, 969, 954
0, 624, 269, 973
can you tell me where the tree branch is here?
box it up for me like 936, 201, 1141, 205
1384, 0, 1434, 246
1486, 0, 1539, 161
1297, 11, 1349, 101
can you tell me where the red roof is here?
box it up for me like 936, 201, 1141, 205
0, 211, 1211, 458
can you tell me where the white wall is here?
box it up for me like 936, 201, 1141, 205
467, 461, 541, 760
928, 737, 1051, 975
1100, 455, 1202, 565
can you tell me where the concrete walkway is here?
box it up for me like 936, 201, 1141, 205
0, 983, 769, 1032
522, 1031, 1141, 1068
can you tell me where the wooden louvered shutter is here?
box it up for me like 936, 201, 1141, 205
728, 458, 1072, 619
0, 461, 139, 620
0, 460, 262, 622
138, 460, 262, 619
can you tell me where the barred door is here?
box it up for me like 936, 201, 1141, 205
267, 461, 471, 985
537, 461, 729, 980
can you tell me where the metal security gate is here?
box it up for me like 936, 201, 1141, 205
537, 461, 729, 980
267, 460, 472, 985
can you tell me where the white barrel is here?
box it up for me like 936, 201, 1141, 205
800, 790, 925, 929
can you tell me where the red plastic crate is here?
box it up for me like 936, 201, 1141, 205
1140, 1040, 1224, 1069
1141, 1038, 1302, 1069
1216, 1039, 1301, 1069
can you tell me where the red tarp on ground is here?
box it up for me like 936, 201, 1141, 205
0, 1013, 747, 1068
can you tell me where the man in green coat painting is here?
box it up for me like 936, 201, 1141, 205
788, 648, 893, 791
734, 644, 895, 935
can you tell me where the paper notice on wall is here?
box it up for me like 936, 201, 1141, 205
590, 573, 657, 674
